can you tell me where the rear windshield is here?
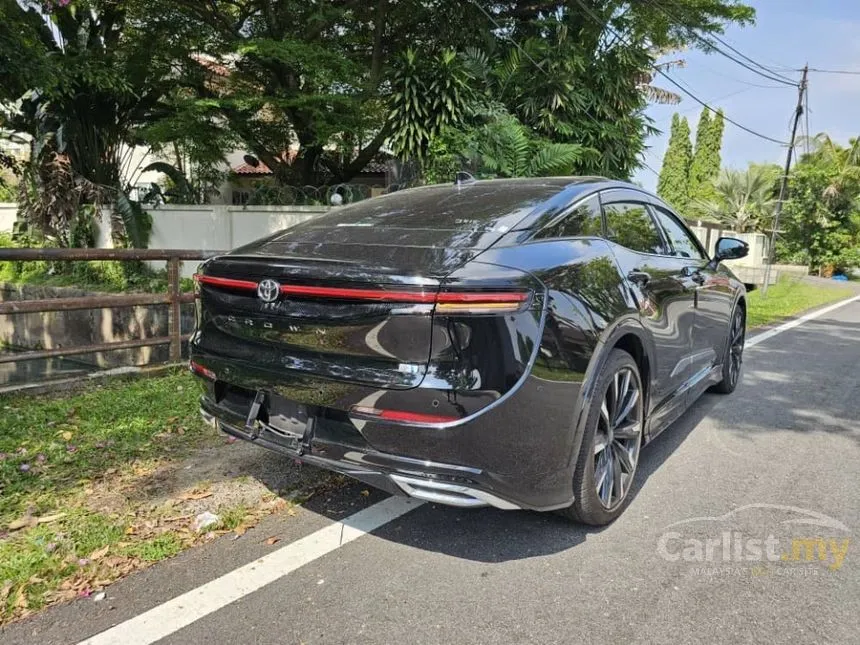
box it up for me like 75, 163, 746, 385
314, 179, 578, 233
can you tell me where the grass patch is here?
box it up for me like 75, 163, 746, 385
746, 276, 854, 328
215, 505, 250, 532
122, 533, 184, 563
0, 370, 319, 625
0, 371, 206, 622
0, 371, 204, 526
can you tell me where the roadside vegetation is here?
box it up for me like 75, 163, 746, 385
0, 233, 194, 294
0, 370, 320, 625
746, 276, 854, 328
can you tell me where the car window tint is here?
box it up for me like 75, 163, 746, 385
603, 202, 665, 254
535, 195, 603, 239
652, 206, 705, 260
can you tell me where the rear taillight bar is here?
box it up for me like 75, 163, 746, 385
350, 405, 459, 425
189, 360, 217, 381
193, 273, 529, 312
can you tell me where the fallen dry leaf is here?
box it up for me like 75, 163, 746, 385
286, 508, 297, 517
61, 431, 74, 441
360, 489, 370, 497
37, 513, 66, 525
8, 516, 37, 531
234, 525, 248, 537
264, 536, 280, 546
89, 545, 110, 561
161, 514, 192, 523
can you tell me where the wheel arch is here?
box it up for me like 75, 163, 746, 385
565, 316, 656, 477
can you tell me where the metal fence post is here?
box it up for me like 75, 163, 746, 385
167, 256, 182, 362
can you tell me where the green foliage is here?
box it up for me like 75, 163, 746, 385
0, 182, 15, 202
689, 109, 724, 209
779, 133, 860, 272
657, 114, 693, 213
113, 191, 152, 249
466, 116, 585, 178
388, 49, 473, 161
781, 159, 860, 272
0, 230, 185, 294
704, 166, 777, 232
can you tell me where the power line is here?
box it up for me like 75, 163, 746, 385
655, 71, 788, 145
806, 67, 860, 76
704, 30, 796, 81
693, 63, 793, 90
570, 0, 790, 146
644, 0, 798, 86
652, 86, 758, 126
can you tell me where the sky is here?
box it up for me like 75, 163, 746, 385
633, 0, 860, 191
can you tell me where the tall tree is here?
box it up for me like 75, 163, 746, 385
689, 108, 725, 209
781, 134, 860, 273
156, 0, 754, 185
657, 114, 693, 213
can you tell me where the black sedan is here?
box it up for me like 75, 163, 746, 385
189, 178, 748, 525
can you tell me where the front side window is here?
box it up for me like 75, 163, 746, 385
603, 202, 665, 255
535, 195, 603, 239
652, 206, 705, 260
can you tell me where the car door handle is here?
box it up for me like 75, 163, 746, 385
627, 270, 651, 286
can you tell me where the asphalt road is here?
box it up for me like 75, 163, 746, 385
3, 299, 860, 645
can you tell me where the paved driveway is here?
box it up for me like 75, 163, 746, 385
3, 299, 859, 645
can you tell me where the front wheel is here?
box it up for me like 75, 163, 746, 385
559, 349, 644, 525
711, 305, 745, 395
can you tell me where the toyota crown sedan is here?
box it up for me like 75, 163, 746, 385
189, 177, 748, 525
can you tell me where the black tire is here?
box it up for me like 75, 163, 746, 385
710, 304, 745, 395
559, 348, 644, 526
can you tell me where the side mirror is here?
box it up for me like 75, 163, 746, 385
714, 237, 749, 262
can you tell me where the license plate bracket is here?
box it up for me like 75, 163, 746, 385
247, 391, 314, 454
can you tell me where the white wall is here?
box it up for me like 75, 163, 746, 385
688, 225, 769, 268
0, 203, 16, 235
90, 204, 330, 277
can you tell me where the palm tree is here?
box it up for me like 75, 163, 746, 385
704, 167, 777, 233
797, 132, 860, 202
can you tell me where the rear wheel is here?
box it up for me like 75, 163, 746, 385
560, 349, 644, 525
711, 305, 745, 395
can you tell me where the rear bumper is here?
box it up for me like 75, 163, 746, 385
201, 402, 522, 511
197, 372, 579, 512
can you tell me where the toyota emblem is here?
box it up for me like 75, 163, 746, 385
257, 279, 281, 303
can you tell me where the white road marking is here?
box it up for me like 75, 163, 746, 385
78, 496, 424, 645
746, 294, 860, 348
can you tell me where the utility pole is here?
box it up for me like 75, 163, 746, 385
762, 64, 808, 296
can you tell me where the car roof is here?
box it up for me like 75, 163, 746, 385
316, 177, 658, 243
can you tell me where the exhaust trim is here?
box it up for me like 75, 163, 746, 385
390, 474, 520, 510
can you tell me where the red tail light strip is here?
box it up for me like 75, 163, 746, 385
189, 360, 217, 381
194, 274, 258, 291
350, 405, 459, 424
193, 273, 528, 307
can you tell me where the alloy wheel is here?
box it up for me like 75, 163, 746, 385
593, 367, 643, 510
728, 309, 745, 386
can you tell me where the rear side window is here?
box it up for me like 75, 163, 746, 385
603, 202, 665, 255
534, 195, 603, 239
651, 206, 706, 260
